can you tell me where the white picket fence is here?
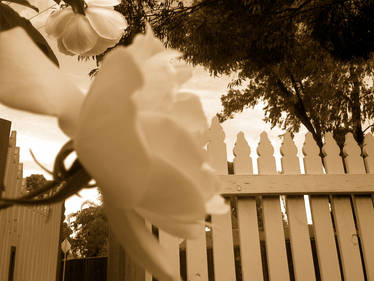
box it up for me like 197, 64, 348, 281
112, 118, 374, 281
0, 131, 63, 281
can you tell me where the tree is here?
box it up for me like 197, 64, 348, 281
62, 221, 73, 243
25, 174, 48, 192
67, 202, 109, 257
107, 0, 374, 150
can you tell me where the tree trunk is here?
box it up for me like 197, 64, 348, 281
351, 78, 364, 146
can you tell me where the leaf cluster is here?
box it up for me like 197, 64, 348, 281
68, 203, 109, 258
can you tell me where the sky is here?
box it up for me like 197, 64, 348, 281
3, 0, 308, 215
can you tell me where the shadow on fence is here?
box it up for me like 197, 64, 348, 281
59, 257, 107, 281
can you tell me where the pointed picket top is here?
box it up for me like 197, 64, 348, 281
280, 131, 300, 174
322, 132, 344, 174
208, 116, 226, 142
207, 116, 228, 175
302, 132, 323, 174
257, 131, 277, 174
233, 132, 253, 175
342, 132, 365, 174
363, 133, 374, 174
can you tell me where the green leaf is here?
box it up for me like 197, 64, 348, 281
0, 3, 59, 66
3, 0, 39, 12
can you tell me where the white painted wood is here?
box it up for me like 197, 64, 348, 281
211, 211, 236, 281
309, 196, 342, 281
286, 196, 316, 281
302, 132, 323, 174
158, 230, 181, 278
207, 117, 228, 175
262, 197, 290, 281
303, 133, 341, 281
257, 132, 277, 175
186, 225, 209, 281
233, 132, 253, 175
280, 132, 316, 281
322, 132, 365, 281
280, 132, 300, 174
343, 133, 366, 174
353, 195, 374, 281
331, 196, 365, 281
237, 198, 263, 281
363, 133, 374, 174
342, 133, 373, 280
322, 132, 344, 174
218, 174, 374, 195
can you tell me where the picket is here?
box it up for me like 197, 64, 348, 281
158, 230, 180, 278
211, 211, 236, 281
282, 132, 316, 281
353, 195, 374, 281
363, 133, 374, 174
233, 132, 253, 175
186, 226, 209, 281
329, 134, 365, 281
237, 198, 263, 281
234, 133, 263, 281
257, 132, 290, 281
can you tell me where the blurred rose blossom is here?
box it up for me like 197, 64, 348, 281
0, 26, 228, 281
45, 0, 127, 56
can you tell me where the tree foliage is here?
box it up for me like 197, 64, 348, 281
25, 174, 48, 193
110, 0, 374, 149
67, 202, 108, 258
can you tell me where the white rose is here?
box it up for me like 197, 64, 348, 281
45, 0, 127, 56
0, 27, 228, 281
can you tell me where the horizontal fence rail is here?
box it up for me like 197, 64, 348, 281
219, 174, 374, 195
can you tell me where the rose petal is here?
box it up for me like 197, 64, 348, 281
138, 112, 220, 202
168, 92, 209, 144
132, 53, 178, 112
138, 112, 205, 176
86, 0, 121, 7
45, 7, 74, 38
75, 47, 149, 209
62, 15, 98, 54
135, 207, 204, 239
86, 7, 127, 40
137, 155, 206, 220
81, 37, 118, 56
205, 194, 230, 215
126, 25, 164, 64
104, 206, 181, 281
0, 27, 84, 137
57, 38, 75, 56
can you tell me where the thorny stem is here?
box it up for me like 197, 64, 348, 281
0, 140, 93, 211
